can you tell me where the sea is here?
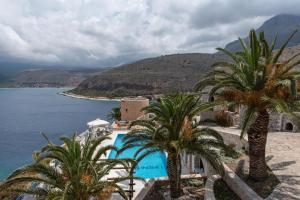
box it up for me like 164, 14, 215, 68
0, 88, 119, 180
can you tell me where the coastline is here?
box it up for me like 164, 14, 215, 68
59, 91, 121, 101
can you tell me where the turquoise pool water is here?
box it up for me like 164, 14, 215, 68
108, 134, 168, 179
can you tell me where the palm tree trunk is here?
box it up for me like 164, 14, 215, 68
167, 152, 182, 199
247, 109, 269, 180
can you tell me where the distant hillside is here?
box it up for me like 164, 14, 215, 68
12, 68, 106, 88
72, 44, 300, 98
0, 73, 10, 83
71, 53, 226, 97
280, 45, 300, 64
225, 14, 300, 52
71, 14, 300, 97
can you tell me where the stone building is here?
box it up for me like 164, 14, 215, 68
120, 97, 149, 121
268, 111, 299, 132
200, 91, 299, 132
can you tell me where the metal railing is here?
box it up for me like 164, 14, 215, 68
107, 169, 136, 200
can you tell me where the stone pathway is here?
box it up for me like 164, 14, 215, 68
265, 132, 300, 200
212, 127, 300, 200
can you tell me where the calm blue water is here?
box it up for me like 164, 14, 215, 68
109, 134, 167, 179
0, 88, 119, 180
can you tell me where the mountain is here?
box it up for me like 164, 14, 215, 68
0, 73, 10, 83
70, 53, 226, 97
0, 60, 110, 88
12, 68, 107, 88
225, 14, 300, 52
71, 14, 300, 98
5, 14, 300, 92
72, 44, 300, 98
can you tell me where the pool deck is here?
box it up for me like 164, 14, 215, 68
96, 129, 148, 200
71, 126, 300, 199
265, 132, 300, 200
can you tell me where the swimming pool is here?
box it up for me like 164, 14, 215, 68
108, 134, 168, 179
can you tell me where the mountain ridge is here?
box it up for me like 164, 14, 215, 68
71, 53, 227, 97
1, 68, 107, 88
72, 14, 300, 97
225, 14, 300, 51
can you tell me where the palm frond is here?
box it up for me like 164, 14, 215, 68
240, 107, 256, 138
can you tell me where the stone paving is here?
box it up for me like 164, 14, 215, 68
266, 132, 300, 200
212, 127, 300, 200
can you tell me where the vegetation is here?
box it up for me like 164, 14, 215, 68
120, 93, 229, 198
144, 178, 206, 200
227, 155, 280, 198
2, 68, 107, 88
0, 135, 136, 200
214, 179, 241, 200
215, 111, 233, 127
73, 54, 226, 97
195, 29, 300, 179
107, 107, 121, 121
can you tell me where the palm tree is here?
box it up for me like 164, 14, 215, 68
107, 107, 121, 121
120, 93, 228, 198
194, 29, 300, 180
0, 135, 136, 200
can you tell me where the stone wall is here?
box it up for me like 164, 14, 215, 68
218, 130, 248, 151
199, 111, 217, 121
281, 115, 299, 132
239, 108, 299, 133
268, 111, 283, 131
204, 175, 220, 200
223, 164, 263, 200
120, 97, 149, 121
265, 112, 299, 132
202, 90, 300, 133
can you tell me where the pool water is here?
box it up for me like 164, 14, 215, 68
108, 134, 168, 179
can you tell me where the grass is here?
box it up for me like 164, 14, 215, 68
214, 179, 241, 200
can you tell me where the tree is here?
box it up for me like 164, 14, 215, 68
107, 107, 121, 121
194, 29, 300, 180
0, 135, 136, 200
119, 93, 228, 198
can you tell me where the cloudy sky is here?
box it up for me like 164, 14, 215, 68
0, 0, 299, 68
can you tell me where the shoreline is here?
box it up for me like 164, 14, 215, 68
0, 87, 73, 90
59, 91, 121, 101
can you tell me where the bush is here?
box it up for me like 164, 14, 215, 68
215, 111, 233, 127
214, 179, 241, 200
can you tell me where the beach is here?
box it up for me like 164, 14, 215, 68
59, 91, 121, 101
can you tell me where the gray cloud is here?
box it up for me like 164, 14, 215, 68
0, 0, 299, 68
189, 0, 300, 28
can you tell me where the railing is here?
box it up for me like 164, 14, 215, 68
107, 169, 136, 200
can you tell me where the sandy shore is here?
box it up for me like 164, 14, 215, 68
59, 91, 120, 101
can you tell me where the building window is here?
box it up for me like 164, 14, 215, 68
209, 96, 214, 111
285, 122, 294, 132
194, 155, 203, 169
185, 152, 188, 164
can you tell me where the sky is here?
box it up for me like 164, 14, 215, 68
0, 0, 299, 68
